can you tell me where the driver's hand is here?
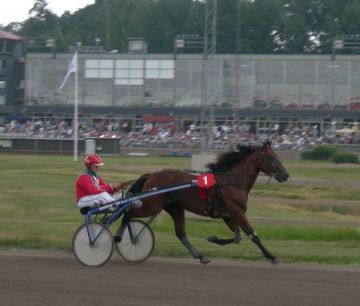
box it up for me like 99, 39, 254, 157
113, 182, 128, 192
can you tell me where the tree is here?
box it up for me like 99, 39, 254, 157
29, 0, 50, 21
7, 0, 360, 54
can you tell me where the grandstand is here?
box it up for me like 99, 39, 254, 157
1, 29, 360, 154
22, 53, 360, 111
2, 51, 360, 123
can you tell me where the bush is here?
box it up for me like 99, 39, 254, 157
301, 145, 337, 160
332, 151, 359, 164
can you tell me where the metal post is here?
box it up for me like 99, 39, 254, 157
173, 38, 177, 107
74, 51, 79, 161
203, 0, 217, 151
331, 58, 335, 108
235, 0, 240, 108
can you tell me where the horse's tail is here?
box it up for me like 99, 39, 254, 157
127, 173, 150, 196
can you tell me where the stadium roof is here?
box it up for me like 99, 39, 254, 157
0, 30, 24, 41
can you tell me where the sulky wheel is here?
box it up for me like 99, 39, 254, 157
115, 220, 155, 263
72, 222, 113, 267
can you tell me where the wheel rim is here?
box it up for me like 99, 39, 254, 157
116, 220, 154, 262
73, 222, 113, 267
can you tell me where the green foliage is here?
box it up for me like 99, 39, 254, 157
332, 151, 359, 164
5, 0, 360, 54
301, 145, 337, 160
301, 145, 359, 164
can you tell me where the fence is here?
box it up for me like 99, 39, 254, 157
0, 138, 120, 155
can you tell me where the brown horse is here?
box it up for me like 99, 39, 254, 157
120, 140, 289, 264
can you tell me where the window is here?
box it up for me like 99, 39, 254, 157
145, 60, 174, 79
85, 59, 113, 79
114, 59, 144, 86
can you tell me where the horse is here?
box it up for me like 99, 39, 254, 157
119, 140, 289, 264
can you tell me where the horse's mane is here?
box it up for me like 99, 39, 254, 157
207, 143, 261, 172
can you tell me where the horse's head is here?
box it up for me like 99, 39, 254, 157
258, 140, 289, 182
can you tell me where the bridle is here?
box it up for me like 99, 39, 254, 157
211, 149, 271, 188
259, 149, 280, 183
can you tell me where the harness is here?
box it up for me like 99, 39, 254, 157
199, 149, 278, 217
197, 173, 215, 200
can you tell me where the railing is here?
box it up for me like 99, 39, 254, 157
0, 136, 359, 157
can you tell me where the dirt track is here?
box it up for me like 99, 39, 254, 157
1, 250, 359, 306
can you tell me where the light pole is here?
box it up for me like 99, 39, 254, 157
172, 36, 184, 107
235, 0, 240, 108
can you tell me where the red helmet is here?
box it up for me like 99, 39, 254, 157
85, 153, 104, 167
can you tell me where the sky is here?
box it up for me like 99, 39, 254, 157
0, 0, 95, 25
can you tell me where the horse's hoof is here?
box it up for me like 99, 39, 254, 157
200, 256, 211, 265
207, 236, 218, 243
271, 257, 280, 265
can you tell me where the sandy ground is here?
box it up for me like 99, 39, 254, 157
1, 249, 359, 306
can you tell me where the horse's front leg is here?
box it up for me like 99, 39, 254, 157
207, 187, 244, 246
164, 205, 210, 265
236, 209, 279, 264
248, 231, 279, 264
207, 217, 242, 245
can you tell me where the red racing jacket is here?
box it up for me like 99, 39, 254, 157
76, 172, 115, 202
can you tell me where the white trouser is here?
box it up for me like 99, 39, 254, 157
77, 192, 121, 208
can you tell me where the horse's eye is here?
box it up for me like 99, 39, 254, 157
267, 155, 279, 163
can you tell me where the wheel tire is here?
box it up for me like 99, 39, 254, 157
115, 220, 155, 263
72, 222, 113, 267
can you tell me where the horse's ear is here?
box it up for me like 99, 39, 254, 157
263, 138, 272, 148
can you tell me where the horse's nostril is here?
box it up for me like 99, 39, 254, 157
277, 173, 289, 182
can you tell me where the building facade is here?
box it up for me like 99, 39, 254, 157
0, 30, 25, 105
24, 52, 360, 110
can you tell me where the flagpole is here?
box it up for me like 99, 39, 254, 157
74, 52, 79, 162
58, 51, 78, 161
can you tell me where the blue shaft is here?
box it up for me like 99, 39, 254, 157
91, 180, 198, 213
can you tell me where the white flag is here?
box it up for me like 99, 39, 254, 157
59, 52, 78, 90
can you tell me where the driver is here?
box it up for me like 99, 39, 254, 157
76, 153, 126, 209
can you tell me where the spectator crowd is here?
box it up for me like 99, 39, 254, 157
1, 115, 359, 151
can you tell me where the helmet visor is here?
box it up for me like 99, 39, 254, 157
92, 162, 104, 166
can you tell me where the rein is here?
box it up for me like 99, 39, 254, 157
222, 171, 275, 184
265, 175, 273, 185
259, 151, 278, 184
121, 179, 137, 188
211, 171, 259, 177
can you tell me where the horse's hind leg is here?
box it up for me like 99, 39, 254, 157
237, 210, 279, 264
207, 217, 242, 246
164, 205, 210, 265
114, 212, 131, 243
